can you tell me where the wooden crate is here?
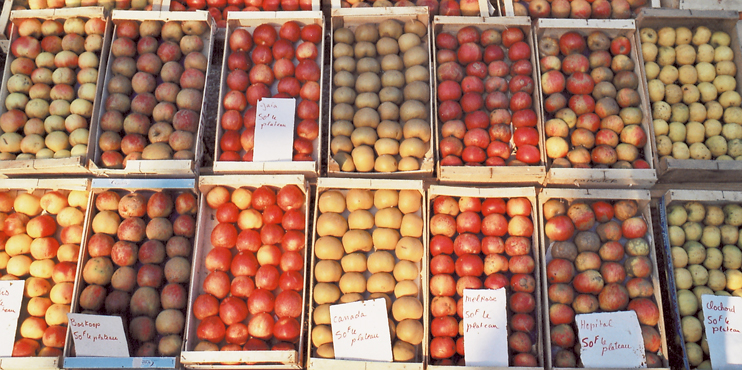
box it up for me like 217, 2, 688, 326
656, 189, 742, 369
534, 19, 658, 188
635, 9, 742, 184
63, 178, 197, 369
326, 7, 435, 179
537, 188, 669, 370
307, 178, 427, 370
499, 0, 659, 17
179, 175, 310, 369
87, 10, 215, 178
0, 7, 112, 177
0, 178, 90, 370
209, 11, 324, 178
433, 16, 547, 185
425, 185, 543, 369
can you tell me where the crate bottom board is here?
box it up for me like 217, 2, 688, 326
428, 365, 542, 370
63, 356, 175, 369
0, 356, 60, 370
438, 166, 546, 184
180, 349, 300, 369
545, 168, 657, 188
211, 161, 318, 176
657, 157, 742, 183
0, 156, 89, 176
308, 357, 423, 370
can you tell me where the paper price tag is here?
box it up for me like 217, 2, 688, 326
253, 98, 296, 162
576, 311, 646, 368
702, 295, 742, 369
329, 298, 393, 362
463, 288, 508, 366
0, 280, 25, 357
67, 313, 129, 357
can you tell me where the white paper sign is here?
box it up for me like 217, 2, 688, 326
576, 311, 646, 368
0, 280, 25, 356
253, 98, 296, 162
463, 288, 508, 366
67, 313, 129, 357
329, 298, 393, 362
702, 295, 742, 369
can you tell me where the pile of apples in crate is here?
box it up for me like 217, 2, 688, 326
540, 30, 650, 169
219, 22, 322, 162
76, 190, 197, 356
513, 0, 648, 19
192, 185, 306, 353
428, 195, 539, 366
98, 19, 210, 168
330, 19, 432, 173
311, 188, 425, 361
436, 26, 541, 166
666, 201, 742, 368
168, 0, 315, 28
0, 17, 105, 160
643, 26, 742, 161
543, 198, 663, 367
0, 189, 88, 357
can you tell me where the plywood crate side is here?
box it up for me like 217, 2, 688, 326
181, 177, 310, 369
636, 9, 742, 184
433, 17, 546, 185
534, 19, 658, 188
0, 357, 61, 370
210, 11, 324, 177
0, 8, 111, 177
679, 0, 742, 11
0, 0, 13, 40
537, 188, 670, 370
307, 180, 427, 369
327, 8, 434, 179
89, 11, 215, 177
425, 185, 543, 369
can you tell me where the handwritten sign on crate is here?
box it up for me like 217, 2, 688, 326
67, 313, 129, 357
702, 295, 742, 369
253, 98, 296, 162
576, 311, 646, 368
0, 280, 25, 356
463, 288, 508, 366
329, 298, 393, 362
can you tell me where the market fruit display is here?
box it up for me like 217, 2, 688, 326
310, 186, 425, 361
0, 186, 88, 357
96, 18, 211, 169
642, 26, 742, 161
168, 1, 315, 28
512, 0, 649, 19
189, 184, 307, 354
436, 25, 542, 167
542, 196, 665, 367
334, 0, 482, 16
428, 193, 540, 366
0, 16, 106, 161
216, 20, 322, 163
329, 18, 433, 173
538, 29, 651, 169
664, 199, 742, 368
73, 189, 197, 356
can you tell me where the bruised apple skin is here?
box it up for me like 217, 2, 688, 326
98, 20, 212, 168
538, 29, 650, 170
429, 194, 539, 365
193, 184, 307, 355
543, 197, 666, 367
329, 19, 434, 174
74, 188, 197, 356
216, 21, 323, 165
0, 188, 89, 356
311, 187, 426, 362
436, 25, 542, 168
1, 17, 107, 161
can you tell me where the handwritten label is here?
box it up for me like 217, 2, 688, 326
463, 288, 508, 366
702, 295, 742, 369
329, 298, 392, 362
0, 280, 24, 356
67, 313, 129, 357
577, 311, 646, 368
253, 98, 296, 162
